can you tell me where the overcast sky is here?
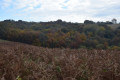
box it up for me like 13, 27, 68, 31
0, 0, 120, 23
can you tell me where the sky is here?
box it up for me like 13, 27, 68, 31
0, 0, 120, 23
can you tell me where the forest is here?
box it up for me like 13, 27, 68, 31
0, 19, 120, 49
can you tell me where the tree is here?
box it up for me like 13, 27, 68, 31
84, 20, 95, 24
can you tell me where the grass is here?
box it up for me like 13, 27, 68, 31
0, 42, 120, 80
0, 39, 9, 43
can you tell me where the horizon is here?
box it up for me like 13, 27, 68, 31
0, 0, 120, 23
1, 19, 120, 24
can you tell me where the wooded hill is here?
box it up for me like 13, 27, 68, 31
0, 19, 120, 49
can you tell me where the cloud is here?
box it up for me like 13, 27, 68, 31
0, 0, 120, 22
1, 0, 12, 8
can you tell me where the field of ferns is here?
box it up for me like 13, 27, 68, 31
0, 42, 120, 80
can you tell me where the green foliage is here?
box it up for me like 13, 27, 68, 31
96, 44, 104, 49
56, 66, 61, 72
100, 27, 105, 31
112, 46, 120, 50
16, 76, 22, 80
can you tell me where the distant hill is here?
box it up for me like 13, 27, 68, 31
0, 19, 120, 49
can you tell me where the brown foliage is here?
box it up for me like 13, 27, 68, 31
0, 42, 120, 80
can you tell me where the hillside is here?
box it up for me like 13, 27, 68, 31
0, 19, 120, 49
0, 42, 120, 80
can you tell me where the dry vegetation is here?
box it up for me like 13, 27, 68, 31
0, 42, 120, 80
